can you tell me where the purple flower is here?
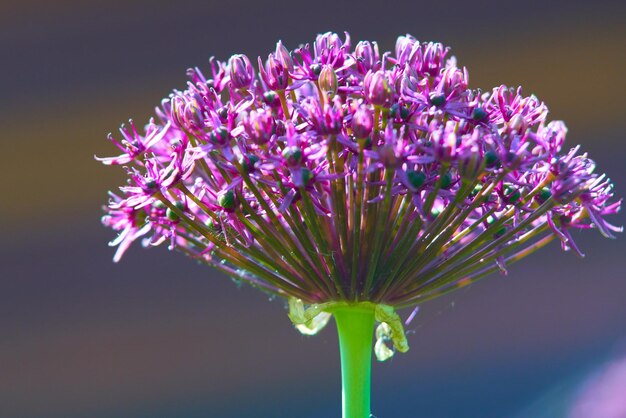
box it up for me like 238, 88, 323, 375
102, 193, 152, 262
364, 70, 394, 106
314, 31, 349, 67
353, 40, 380, 74
100, 32, 621, 309
228, 54, 255, 90
95, 119, 171, 165
239, 108, 276, 145
351, 105, 374, 139
298, 96, 344, 135
258, 53, 289, 91
274, 40, 294, 74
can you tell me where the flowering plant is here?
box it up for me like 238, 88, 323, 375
100, 32, 621, 417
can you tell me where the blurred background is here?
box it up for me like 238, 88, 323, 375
2, 0, 625, 417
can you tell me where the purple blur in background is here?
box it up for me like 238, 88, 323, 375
1, 1, 625, 417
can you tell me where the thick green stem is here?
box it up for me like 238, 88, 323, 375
333, 305, 375, 418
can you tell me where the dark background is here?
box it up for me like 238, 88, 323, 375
2, 1, 625, 417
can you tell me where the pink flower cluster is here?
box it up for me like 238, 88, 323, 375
100, 32, 621, 306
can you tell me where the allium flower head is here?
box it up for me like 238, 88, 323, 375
100, 32, 621, 312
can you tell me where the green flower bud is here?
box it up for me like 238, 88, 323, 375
310, 64, 322, 76
538, 187, 552, 203
239, 154, 259, 173
390, 103, 411, 120
301, 168, 314, 186
205, 217, 221, 233
429, 93, 446, 107
166, 201, 186, 221
263, 91, 279, 107
406, 170, 426, 189
472, 107, 488, 121
470, 184, 483, 197
504, 184, 521, 203
282, 146, 303, 167
209, 127, 229, 146
484, 150, 499, 168
218, 190, 236, 211
145, 178, 158, 190
166, 208, 179, 221
439, 172, 453, 189
487, 215, 506, 237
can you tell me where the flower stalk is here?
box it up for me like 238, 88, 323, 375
289, 299, 409, 416
333, 305, 376, 418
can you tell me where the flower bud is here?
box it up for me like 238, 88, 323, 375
144, 177, 158, 190
292, 167, 314, 188
406, 170, 426, 189
228, 54, 255, 90
274, 41, 294, 73
318, 65, 338, 97
299, 96, 343, 135
537, 187, 552, 203
352, 105, 374, 139
429, 92, 446, 107
484, 150, 500, 168
395, 35, 417, 66
309, 64, 322, 77
504, 184, 521, 203
166, 201, 186, 221
439, 172, 453, 189
217, 106, 229, 122
282, 146, 303, 167
431, 124, 456, 163
171, 96, 204, 130
243, 109, 275, 145
421, 42, 449, 76
364, 70, 393, 106
323, 97, 344, 134
314, 32, 347, 66
354, 41, 379, 73
239, 154, 259, 174
439, 67, 468, 96
204, 217, 221, 233
400, 66, 420, 97
258, 54, 289, 90
390, 103, 411, 121
263, 91, 280, 107
472, 107, 488, 121
209, 126, 229, 146
217, 190, 236, 211
170, 96, 186, 128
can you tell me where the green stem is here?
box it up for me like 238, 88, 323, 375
333, 305, 375, 418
